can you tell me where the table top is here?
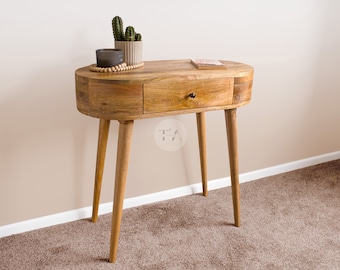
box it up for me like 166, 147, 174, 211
75, 59, 254, 120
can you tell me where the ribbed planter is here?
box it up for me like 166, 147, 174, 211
115, 41, 143, 65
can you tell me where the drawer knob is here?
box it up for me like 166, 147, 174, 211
188, 92, 196, 99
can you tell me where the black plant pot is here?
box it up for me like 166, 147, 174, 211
96, 49, 123, 67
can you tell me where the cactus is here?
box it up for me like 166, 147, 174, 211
112, 16, 124, 41
135, 33, 142, 41
112, 16, 142, 41
125, 26, 135, 41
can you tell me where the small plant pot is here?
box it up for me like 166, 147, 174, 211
115, 41, 143, 65
96, 49, 123, 67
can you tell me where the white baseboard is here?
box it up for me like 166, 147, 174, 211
1, 151, 339, 238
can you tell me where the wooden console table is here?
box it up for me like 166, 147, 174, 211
75, 59, 253, 263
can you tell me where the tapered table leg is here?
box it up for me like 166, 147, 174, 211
92, 119, 111, 222
225, 109, 240, 227
196, 112, 208, 196
109, 120, 134, 263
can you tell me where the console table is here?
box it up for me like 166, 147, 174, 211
75, 59, 253, 263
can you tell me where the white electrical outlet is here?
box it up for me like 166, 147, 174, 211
154, 118, 187, 151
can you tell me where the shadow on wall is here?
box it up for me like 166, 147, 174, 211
295, 4, 340, 154
0, 64, 105, 221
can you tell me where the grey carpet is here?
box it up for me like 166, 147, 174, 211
1, 160, 339, 269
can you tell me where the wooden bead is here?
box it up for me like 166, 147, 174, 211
90, 62, 144, 73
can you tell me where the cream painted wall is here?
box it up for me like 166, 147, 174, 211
0, 0, 339, 226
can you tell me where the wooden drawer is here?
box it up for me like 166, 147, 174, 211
143, 78, 233, 113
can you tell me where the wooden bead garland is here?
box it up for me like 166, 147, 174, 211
89, 62, 144, 73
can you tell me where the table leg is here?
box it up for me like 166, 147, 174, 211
196, 112, 208, 196
92, 119, 111, 222
225, 109, 240, 227
109, 120, 134, 263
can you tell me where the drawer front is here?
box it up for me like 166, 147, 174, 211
143, 78, 233, 114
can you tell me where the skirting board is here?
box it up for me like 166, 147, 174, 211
1, 151, 339, 238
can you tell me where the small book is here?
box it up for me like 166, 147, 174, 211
191, 59, 226, 70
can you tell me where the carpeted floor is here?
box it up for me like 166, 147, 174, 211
1, 160, 339, 269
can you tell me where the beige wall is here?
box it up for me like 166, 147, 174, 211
1, 1, 339, 226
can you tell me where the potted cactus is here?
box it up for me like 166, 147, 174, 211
112, 16, 143, 66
